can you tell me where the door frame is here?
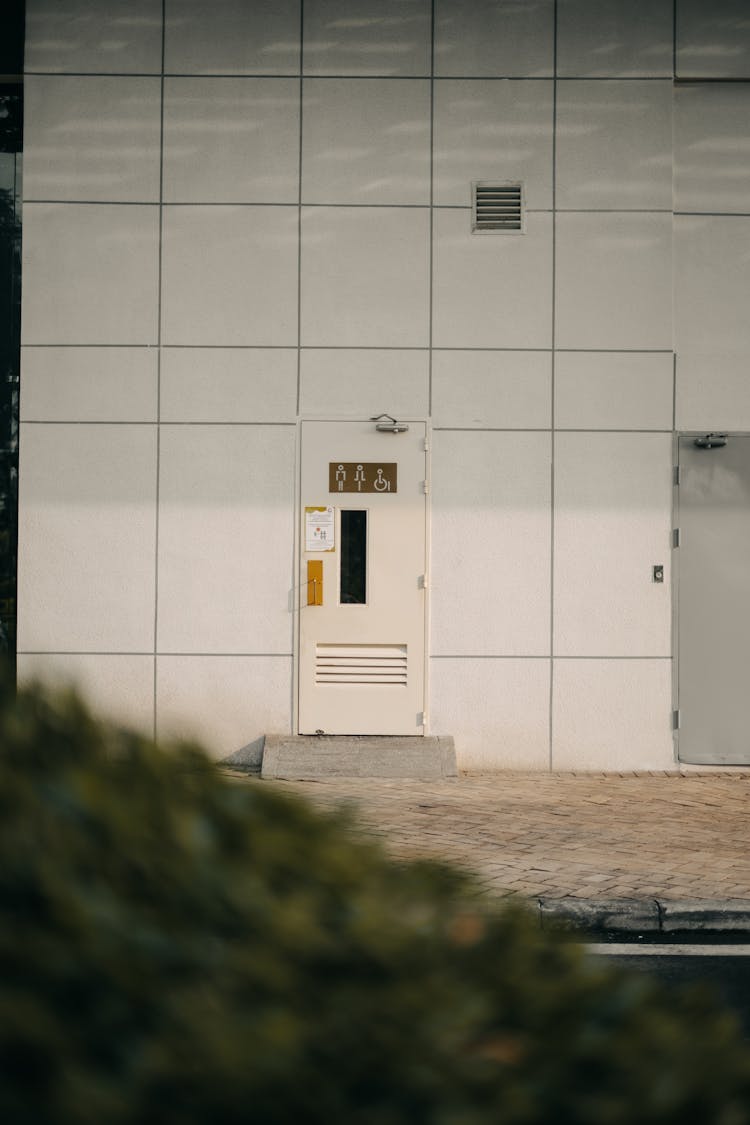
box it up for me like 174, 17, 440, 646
292, 416, 432, 737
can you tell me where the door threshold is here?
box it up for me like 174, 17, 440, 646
261, 734, 457, 780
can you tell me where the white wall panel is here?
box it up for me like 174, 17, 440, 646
556, 0, 673, 77
552, 659, 674, 770
556, 81, 672, 210
161, 349, 298, 423
161, 206, 299, 346
675, 84, 750, 215
676, 358, 750, 432
555, 213, 672, 350
675, 216, 750, 370
301, 207, 430, 347
163, 78, 300, 204
17, 653, 155, 737
21, 347, 158, 423
554, 352, 673, 431
433, 211, 553, 348
433, 80, 553, 209
300, 349, 429, 417
434, 0, 554, 77
302, 79, 430, 205
676, 0, 750, 79
431, 658, 550, 769
432, 350, 551, 429
22, 204, 160, 345
157, 425, 295, 654
431, 431, 551, 655
25, 0, 163, 74
165, 0, 300, 75
303, 0, 431, 76
157, 655, 292, 760
17, 424, 157, 652
24, 76, 161, 202
554, 433, 672, 656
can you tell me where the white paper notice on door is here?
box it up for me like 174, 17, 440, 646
305, 506, 335, 551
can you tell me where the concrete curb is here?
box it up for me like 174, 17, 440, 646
536, 896, 750, 935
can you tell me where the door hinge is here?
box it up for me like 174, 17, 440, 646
672, 709, 680, 731
422, 479, 430, 494
673, 465, 680, 486
418, 712, 428, 727
672, 527, 680, 548
419, 573, 429, 590
423, 437, 430, 452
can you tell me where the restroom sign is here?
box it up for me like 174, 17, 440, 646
329, 462, 397, 493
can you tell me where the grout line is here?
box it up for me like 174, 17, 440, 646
296, 4, 304, 412
549, 0, 558, 772
428, 0, 435, 417
430, 655, 674, 661
153, 0, 166, 741
20, 343, 678, 353
18, 652, 295, 658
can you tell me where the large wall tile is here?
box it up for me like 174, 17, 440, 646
161, 206, 298, 346
554, 433, 672, 656
17, 424, 157, 652
434, 0, 554, 77
552, 659, 674, 770
22, 204, 159, 345
676, 0, 750, 79
433, 79, 553, 208
675, 84, 750, 214
554, 352, 673, 430
24, 76, 161, 203
555, 213, 672, 350
163, 78, 299, 204
432, 350, 551, 429
431, 658, 550, 768
165, 0, 300, 75
21, 347, 158, 422
676, 357, 750, 432
300, 349, 428, 417
301, 79, 430, 205
556, 0, 673, 77
431, 431, 551, 655
157, 655, 292, 760
25, 0, 163, 74
556, 81, 672, 210
675, 216, 750, 367
433, 210, 552, 348
161, 349, 298, 423
301, 207, 430, 347
157, 425, 295, 654
303, 0, 430, 76
17, 653, 155, 736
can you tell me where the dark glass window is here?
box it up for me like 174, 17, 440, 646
340, 510, 367, 605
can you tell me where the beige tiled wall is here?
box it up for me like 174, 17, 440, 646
17, 0, 750, 768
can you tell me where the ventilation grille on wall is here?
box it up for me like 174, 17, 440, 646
316, 644, 407, 686
472, 182, 524, 233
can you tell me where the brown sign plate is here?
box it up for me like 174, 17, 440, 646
329, 462, 397, 494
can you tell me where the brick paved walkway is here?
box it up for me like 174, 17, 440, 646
250, 771, 750, 903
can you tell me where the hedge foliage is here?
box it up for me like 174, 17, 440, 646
0, 674, 749, 1124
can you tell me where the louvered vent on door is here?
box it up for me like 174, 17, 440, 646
472, 182, 524, 232
316, 644, 407, 686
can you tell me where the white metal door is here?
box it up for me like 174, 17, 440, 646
298, 420, 427, 735
676, 433, 750, 764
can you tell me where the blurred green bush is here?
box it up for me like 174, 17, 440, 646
0, 675, 748, 1125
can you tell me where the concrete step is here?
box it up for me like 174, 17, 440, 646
261, 734, 457, 781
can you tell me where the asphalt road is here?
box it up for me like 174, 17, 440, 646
587, 938, 750, 1038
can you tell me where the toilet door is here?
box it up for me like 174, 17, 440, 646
298, 419, 427, 735
676, 433, 750, 763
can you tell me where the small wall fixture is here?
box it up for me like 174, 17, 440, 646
694, 433, 728, 449
371, 413, 409, 433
